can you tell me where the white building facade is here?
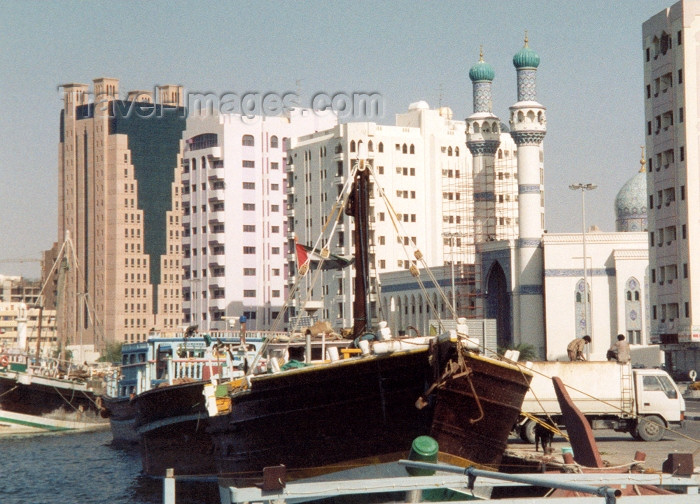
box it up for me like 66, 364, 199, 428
287, 104, 518, 331
643, 1, 700, 374
542, 231, 650, 362
181, 110, 337, 331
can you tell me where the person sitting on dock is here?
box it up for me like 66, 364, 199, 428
567, 335, 591, 361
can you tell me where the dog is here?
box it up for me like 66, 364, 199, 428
534, 420, 555, 454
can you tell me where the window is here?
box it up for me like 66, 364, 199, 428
678, 68, 683, 84
270, 135, 279, 148
271, 162, 279, 170
646, 84, 651, 99
272, 290, 280, 298
242, 135, 254, 146
243, 246, 256, 254
243, 290, 256, 297
243, 268, 256, 276
680, 146, 685, 161
243, 224, 255, 232
646, 47, 650, 62
271, 204, 280, 212
271, 247, 280, 254
271, 225, 280, 233
243, 160, 255, 168
647, 121, 652, 136
243, 203, 255, 211
378, 142, 384, 153
678, 30, 682, 45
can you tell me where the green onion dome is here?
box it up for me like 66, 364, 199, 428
513, 36, 540, 69
469, 48, 495, 82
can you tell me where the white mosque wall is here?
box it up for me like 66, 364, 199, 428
543, 231, 649, 362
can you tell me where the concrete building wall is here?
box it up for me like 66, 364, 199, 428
56, 79, 186, 347
181, 109, 337, 331
543, 231, 649, 361
643, 0, 700, 374
287, 104, 518, 331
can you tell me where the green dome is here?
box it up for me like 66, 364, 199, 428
469, 59, 495, 82
513, 44, 540, 69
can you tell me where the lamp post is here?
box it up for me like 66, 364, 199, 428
569, 183, 597, 343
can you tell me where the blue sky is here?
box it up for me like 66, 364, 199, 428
0, 0, 672, 277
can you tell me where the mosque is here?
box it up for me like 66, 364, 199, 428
381, 39, 654, 364
474, 39, 652, 362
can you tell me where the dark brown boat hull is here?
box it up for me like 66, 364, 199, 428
430, 352, 532, 468
208, 348, 434, 484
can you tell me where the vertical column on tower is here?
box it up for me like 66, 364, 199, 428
509, 36, 546, 355
466, 49, 501, 317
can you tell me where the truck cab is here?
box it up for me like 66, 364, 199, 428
632, 368, 686, 441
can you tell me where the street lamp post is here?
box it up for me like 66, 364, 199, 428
569, 183, 597, 344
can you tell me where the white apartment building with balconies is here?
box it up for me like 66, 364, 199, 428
286, 103, 518, 332
181, 109, 337, 331
643, 1, 700, 374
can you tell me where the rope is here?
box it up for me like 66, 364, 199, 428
0, 385, 18, 399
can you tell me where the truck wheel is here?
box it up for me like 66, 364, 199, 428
520, 419, 536, 444
636, 415, 665, 442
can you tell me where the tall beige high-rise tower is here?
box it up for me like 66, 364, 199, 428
644, 1, 700, 375
54, 78, 186, 349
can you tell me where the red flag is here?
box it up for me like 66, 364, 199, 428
295, 236, 309, 266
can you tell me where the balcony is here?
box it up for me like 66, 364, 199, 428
208, 188, 225, 202
208, 297, 227, 310
209, 256, 225, 268
208, 211, 225, 224
286, 185, 295, 196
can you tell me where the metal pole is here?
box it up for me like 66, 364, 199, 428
581, 187, 588, 341
450, 235, 456, 312
399, 460, 622, 503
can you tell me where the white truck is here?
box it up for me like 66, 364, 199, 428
517, 361, 686, 442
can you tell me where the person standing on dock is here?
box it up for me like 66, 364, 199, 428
567, 335, 591, 361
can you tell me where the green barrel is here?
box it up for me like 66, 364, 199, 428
406, 435, 439, 476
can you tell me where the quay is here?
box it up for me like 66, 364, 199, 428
161, 462, 700, 504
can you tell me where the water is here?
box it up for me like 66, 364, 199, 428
0, 430, 220, 504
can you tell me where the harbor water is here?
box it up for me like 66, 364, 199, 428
0, 430, 220, 504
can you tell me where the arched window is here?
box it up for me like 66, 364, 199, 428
335, 143, 343, 154
368, 140, 374, 152
447, 147, 453, 156
270, 135, 279, 148
455, 147, 459, 156
402, 143, 407, 154
378, 142, 384, 153
625, 277, 643, 344
410, 144, 415, 154
242, 135, 254, 146
350, 140, 356, 153
282, 137, 288, 152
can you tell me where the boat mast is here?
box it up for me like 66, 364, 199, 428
346, 157, 372, 339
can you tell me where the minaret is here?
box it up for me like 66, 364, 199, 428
466, 47, 501, 244
509, 35, 546, 355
